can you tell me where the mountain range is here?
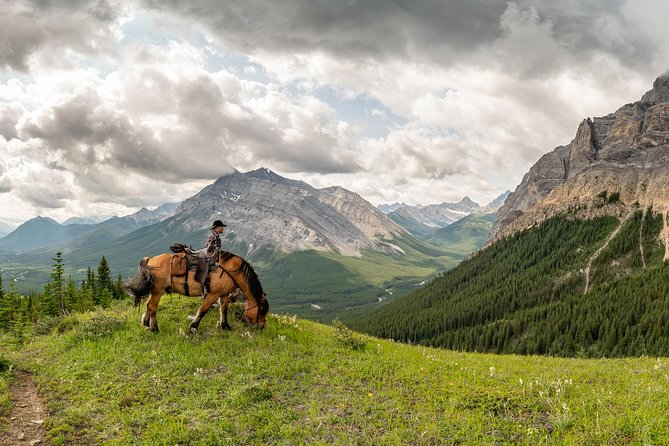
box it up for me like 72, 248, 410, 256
381, 192, 510, 237
0, 204, 178, 253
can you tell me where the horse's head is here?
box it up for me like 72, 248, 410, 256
244, 292, 269, 329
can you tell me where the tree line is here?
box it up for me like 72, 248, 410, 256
0, 252, 127, 341
350, 208, 669, 358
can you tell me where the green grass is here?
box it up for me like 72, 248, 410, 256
0, 353, 10, 434
3, 299, 669, 445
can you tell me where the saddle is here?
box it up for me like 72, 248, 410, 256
169, 243, 219, 296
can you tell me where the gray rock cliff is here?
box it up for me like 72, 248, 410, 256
491, 73, 669, 241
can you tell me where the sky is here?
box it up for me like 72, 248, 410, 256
1, 0, 668, 224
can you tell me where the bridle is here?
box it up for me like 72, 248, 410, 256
243, 302, 260, 325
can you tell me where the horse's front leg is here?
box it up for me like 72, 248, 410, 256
143, 290, 164, 333
219, 296, 232, 330
189, 292, 220, 333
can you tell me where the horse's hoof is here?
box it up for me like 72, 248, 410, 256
220, 323, 232, 331
189, 326, 198, 334
141, 312, 150, 327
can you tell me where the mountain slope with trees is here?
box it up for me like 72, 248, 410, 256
351, 207, 669, 357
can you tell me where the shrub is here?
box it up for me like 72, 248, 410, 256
332, 319, 367, 351
34, 315, 67, 336
73, 312, 126, 340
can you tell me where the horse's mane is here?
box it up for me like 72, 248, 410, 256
220, 251, 268, 314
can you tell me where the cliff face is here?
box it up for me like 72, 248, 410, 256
174, 168, 406, 256
491, 74, 669, 241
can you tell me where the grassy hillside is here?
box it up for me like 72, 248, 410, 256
2, 300, 668, 445
351, 209, 669, 357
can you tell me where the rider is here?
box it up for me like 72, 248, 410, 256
197, 219, 226, 295
205, 219, 226, 256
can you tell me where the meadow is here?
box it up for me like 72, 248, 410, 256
1, 296, 668, 445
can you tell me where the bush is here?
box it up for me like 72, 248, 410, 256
0, 355, 9, 374
73, 312, 127, 341
34, 315, 67, 336
332, 319, 367, 351
608, 192, 621, 203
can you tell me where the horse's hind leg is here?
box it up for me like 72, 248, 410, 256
143, 289, 165, 333
189, 292, 220, 333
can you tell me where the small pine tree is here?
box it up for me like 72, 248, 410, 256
99, 288, 113, 309
42, 251, 66, 316
65, 276, 77, 314
0, 274, 7, 330
113, 274, 125, 300
77, 287, 95, 313
97, 256, 112, 295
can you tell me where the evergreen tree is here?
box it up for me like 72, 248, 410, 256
99, 288, 113, 309
1, 281, 20, 333
84, 267, 99, 305
77, 287, 95, 312
42, 251, 66, 316
113, 273, 125, 300
0, 274, 10, 331
65, 276, 77, 314
97, 256, 112, 295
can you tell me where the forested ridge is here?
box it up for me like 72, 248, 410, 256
350, 208, 669, 357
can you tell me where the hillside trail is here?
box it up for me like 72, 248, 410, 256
583, 211, 633, 294
662, 211, 669, 261
0, 371, 46, 446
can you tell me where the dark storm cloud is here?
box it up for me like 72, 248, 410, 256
143, 0, 507, 62
0, 0, 122, 71
142, 0, 661, 77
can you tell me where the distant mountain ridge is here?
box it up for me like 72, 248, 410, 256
0, 204, 178, 253
381, 192, 509, 236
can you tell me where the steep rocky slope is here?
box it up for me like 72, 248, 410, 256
492, 74, 669, 241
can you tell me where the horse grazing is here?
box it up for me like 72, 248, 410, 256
124, 250, 269, 333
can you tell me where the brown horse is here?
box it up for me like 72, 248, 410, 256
124, 251, 269, 332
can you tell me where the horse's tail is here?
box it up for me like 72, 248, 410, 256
124, 257, 154, 307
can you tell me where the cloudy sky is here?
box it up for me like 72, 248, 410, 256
1, 0, 668, 224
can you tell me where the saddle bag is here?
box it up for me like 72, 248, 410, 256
170, 253, 187, 276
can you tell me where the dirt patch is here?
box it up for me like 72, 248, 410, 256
0, 371, 46, 446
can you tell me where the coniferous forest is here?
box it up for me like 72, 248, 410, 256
0, 252, 127, 341
350, 208, 669, 357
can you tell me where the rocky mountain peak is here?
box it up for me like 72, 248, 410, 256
174, 168, 405, 256
491, 74, 669, 241
640, 73, 669, 106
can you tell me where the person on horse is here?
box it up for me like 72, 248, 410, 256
196, 219, 227, 295
205, 219, 226, 256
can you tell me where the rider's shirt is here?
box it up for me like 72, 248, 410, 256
205, 228, 221, 254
